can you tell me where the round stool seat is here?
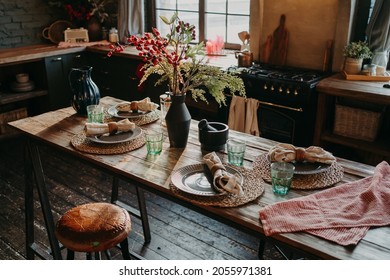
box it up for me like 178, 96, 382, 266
55, 202, 131, 253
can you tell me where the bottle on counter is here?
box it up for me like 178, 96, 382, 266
109, 28, 119, 43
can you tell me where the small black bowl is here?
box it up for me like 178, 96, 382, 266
199, 122, 229, 151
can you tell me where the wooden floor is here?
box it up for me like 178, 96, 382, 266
0, 135, 284, 260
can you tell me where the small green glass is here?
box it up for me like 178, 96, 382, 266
270, 162, 295, 195
145, 129, 163, 155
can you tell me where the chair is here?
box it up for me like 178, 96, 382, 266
55, 202, 132, 260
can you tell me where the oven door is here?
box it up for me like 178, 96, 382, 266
257, 103, 313, 147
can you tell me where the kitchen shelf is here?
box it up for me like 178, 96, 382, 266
0, 90, 48, 105
314, 73, 390, 165
321, 130, 390, 157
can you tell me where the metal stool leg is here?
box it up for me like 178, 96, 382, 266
111, 177, 151, 243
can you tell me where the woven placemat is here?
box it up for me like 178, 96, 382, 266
104, 108, 160, 126
70, 131, 145, 155
170, 166, 265, 207
252, 153, 344, 190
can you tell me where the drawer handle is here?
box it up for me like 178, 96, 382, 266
51, 57, 62, 62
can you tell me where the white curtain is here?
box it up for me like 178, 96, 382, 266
117, 0, 145, 43
366, 0, 390, 68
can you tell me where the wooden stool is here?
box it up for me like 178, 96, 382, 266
55, 202, 131, 260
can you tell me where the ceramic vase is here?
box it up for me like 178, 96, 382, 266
344, 57, 363, 75
165, 94, 191, 148
69, 66, 100, 115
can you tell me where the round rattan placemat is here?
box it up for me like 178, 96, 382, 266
104, 108, 160, 126
71, 130, 145, 155
170, 166, 265, 207
252, 153, 344, 190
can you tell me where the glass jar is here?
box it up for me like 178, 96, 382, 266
109, 28, 118, 43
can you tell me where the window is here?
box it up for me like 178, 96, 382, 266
153, 0, 250, 49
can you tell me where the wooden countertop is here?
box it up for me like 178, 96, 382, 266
317, 73, 390, 104
0, 43, 237, 69
0, 44, 86, 65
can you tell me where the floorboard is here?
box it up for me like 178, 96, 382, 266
0, 136, 283, 260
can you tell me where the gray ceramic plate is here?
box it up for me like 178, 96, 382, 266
171, 164, 243, 197
87, 126, 142, 144
292, 161, 331, 175
108, 105, 153, 119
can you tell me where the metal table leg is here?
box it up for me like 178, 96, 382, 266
24, 140, 62, 260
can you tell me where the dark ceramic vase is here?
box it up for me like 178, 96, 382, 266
69, 66, 100, 115
165, 94, 191, 148
86, 16, 103, 41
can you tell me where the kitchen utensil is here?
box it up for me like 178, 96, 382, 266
42, 20, 74, 44
235, 51, 253, 67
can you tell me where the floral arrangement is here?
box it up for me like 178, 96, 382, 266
108, 12, 245, 106
48, 0, 113, 23
343, 41, 372, 59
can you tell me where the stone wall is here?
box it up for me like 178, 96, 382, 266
0, 0, 62, 48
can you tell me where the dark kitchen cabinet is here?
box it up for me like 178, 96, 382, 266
86, 52, 144, 102
44, 52, 86, 110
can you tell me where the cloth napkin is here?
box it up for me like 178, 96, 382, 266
115, 97, 158, 112
259, 161, 390, 246
268, 143, 336, 164
203, 152, 244, 195
84, 119, 135, 137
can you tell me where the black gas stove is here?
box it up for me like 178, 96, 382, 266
227, 64, 330, 146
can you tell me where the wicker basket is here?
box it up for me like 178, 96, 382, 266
0, 108, 28, 135
333, 104, 382, 142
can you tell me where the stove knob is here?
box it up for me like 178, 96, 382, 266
271, 85, 274, 91
264, 84, 267, 90
286, 88, 290, 94
294, 89, 298, 96
278, 86, 283, 93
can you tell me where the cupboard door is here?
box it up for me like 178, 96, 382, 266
45, 52, 86, 110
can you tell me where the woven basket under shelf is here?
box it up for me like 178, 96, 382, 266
333, 104, 382, 142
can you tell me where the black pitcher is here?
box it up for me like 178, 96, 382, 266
69, 66, 100, 115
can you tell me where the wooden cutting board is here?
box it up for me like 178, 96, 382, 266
267, 14, 289, 65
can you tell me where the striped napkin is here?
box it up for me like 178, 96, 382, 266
259, 161, 390, 245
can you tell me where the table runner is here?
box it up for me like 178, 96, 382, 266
259, 161, 390, 245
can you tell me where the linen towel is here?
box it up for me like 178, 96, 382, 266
85, 119, 135, 136
115, 97, 158, 112
268, 143, 336, 164
203, 152, 243, 195
228, 95, 246, 133
244, 98, 260, 136
259, 161, 390, 245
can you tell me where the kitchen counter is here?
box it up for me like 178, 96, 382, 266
0, 43, 238, 69
0, 44, 86, 65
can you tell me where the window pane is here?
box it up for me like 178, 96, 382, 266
228, 0, 250, 15
206, 0, 226, 13
156, 10, 175, 36
178, 0, 199, 11
206, 14, 226, 41
227, 15, 249, 44
156, 0, 177, 9
179, 11, 200, 41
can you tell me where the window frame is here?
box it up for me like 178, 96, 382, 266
148, 0, 250, 50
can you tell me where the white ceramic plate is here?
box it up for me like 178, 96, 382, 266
171, 164, 243, 197
108, 105, 153, 119
87, 126, 142, 144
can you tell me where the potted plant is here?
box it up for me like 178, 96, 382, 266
108, 12, 246, 147
343, 41, 372, 74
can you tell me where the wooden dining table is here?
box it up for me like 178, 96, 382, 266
9, 96, 390, 260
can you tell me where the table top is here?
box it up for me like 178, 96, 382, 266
9, 96, 390, 260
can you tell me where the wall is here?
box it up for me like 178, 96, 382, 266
0, 0, 62, 48
250, 0, 356, 72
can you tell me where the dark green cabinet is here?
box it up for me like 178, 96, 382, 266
86, 52, 143, 102
44, 52, 86, 110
